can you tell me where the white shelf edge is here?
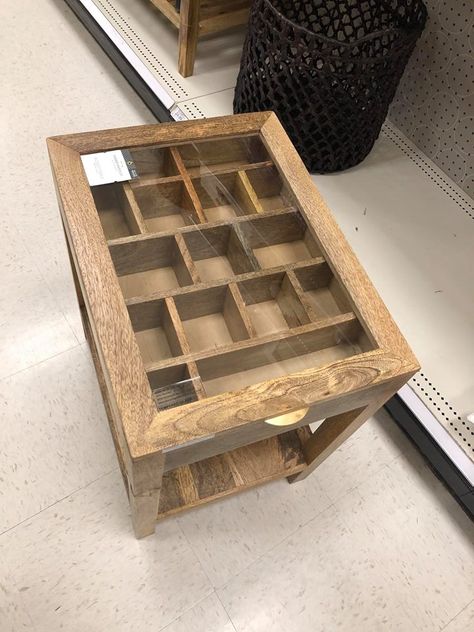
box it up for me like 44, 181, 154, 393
76, 0, 175, 110
399, 385, 474, 485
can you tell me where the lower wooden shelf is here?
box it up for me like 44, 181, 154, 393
158, 426, 311, 518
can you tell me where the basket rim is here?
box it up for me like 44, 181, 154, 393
259, 0, 427, 49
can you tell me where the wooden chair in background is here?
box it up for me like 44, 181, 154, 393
146, 0, 250, 77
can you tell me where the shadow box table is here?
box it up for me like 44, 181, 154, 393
48, 113, 418, 538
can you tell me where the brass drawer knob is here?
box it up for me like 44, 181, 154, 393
263, 407, 309, 427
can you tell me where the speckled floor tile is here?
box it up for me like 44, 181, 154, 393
357, 452, 474, 631
218, 454, 474, 632
0, 221, 78, 380
0, 0, 155, 346
442, 600, 474, 632
0, 570, 37, 632
0, 345, 118, 533
161, 593, 235, 632
310, 408, 412, 502
0, 472, 213, 632
178, 471, 332, 587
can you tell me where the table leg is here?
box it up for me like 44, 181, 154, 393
289, 385, 402, 483
178, 0, 200, 77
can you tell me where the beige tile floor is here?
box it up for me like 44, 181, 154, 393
1, 1, 473, 631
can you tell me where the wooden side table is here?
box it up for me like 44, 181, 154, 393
48, 113, 419, 538
147, 0, 250, 77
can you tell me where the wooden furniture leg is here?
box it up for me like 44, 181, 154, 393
178, 0, 200, 77
128, 453, 165, 538
289, 387, 401, 483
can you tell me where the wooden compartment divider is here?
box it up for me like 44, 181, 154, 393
174, 233, 201, 285
227, 282, 256, 338
117, 183, 148, 234
48, 112, 418, 537
170, 146, 207, 224
235, 170, 265, 214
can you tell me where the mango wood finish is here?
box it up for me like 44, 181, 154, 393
146, 0, 250, 77
48, 113, 419, 538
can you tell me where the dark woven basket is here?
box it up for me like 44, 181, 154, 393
234, 0, 427, 172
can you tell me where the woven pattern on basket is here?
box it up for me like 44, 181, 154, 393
234, 0, 427, 173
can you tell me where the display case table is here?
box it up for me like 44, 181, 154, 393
48, 113, 418, 538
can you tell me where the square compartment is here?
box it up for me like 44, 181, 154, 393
183, 225, 260, 282
127, 298, 186, 366
238, 213, 321, 269
192, 171, 262, 222
294, 263, 353, 318
177, 136, 269, 176
147, 364, 200, 411
109, 235, 194, 299
133, 180, 201, 233
92, 183, 141, 240
246, 166, 294, 211
239, 273, 311, 335
175, 285, 251, 353
128, 146, 179, 178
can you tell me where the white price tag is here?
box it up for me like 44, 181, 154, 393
171, 106, 189, 121
81, 150, 138, 186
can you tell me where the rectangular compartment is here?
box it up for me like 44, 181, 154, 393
246, 165, 294, 211
237, 212, 321, 269
294, 263, 353, 319
127, 145, 179, 178
238, 273, 311, 335
92, 183, 142, 240
192, 171, 262, 221
174, 285, 251, 353
197, 318, 365, 396
177, 136, 269, 176
133, 180, 201, 233
183, 224, 260, 281
147, 364, 201, 411
109, 235, 195, 299
127, 298, 187, 366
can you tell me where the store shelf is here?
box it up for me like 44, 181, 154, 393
65, 0, 474, 498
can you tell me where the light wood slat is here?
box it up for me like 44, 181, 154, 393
186, 159, 274, 180
186, 361, 207, 400
227, 282, 256, 338
170, 148, 207, 224
118, 183, 148, 234
199, 7, 250, 34
147, 0, 181, 27
235, 170, 265, 214
285, 269, 319, 322
277, 273, 312, 327
178, 0, 200, 77
164, 296, 191, 355
130, 173, 184, 189
175, 233, 201, 285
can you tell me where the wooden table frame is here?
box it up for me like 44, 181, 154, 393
146, 0, 250, 77
48, 113, 418, 538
